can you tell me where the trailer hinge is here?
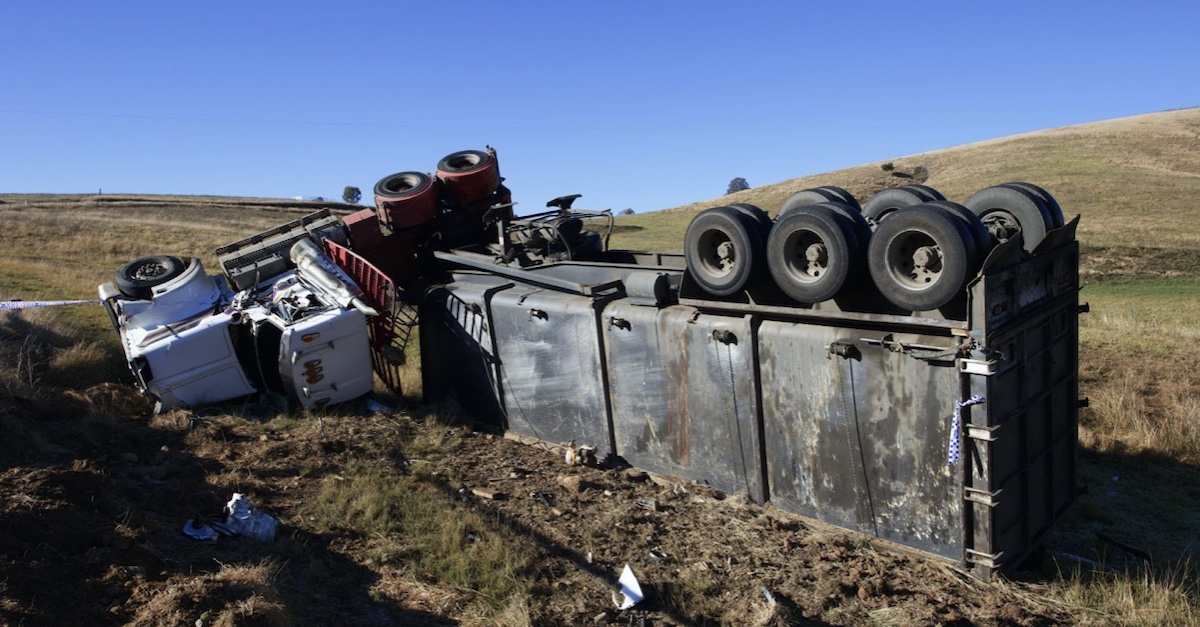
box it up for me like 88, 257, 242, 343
528, 308, 548, 320
964, 486, 1001, 506
959, 358, 1000, 376
966, 423, 1001, 442
607, 316, 631, 331
965, 548, 1004, 570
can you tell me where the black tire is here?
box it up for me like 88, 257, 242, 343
436, 150, 492, 174
1000, 182, 1064, 228
899, 184, 946, 201
803, 201, 872, 249
868, 207, 972, 311
685, 206, 765, 297
923, 200, 995, 260
373, 171, 433, 201
962, 185, 1053, 252
768, 206, 857, 303
115, 255, 186, 300
727, 203, 773, 236
862, 187, 932, 228
814, 186, 861, 211
779, 188, 847, 217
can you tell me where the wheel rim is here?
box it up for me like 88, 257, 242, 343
131, 260, 171, 281
697, 229, 738, 278
886, 231, 944, 291
980, 210, 1022, 243
782, 229, 828, 285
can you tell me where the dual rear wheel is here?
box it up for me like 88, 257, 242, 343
684, 183, 1061, 311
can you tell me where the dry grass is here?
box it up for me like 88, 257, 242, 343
303, 431, 538, 622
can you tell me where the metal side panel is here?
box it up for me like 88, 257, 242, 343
420, 276, 512, 427
490, 286, 614, 455
603, 302, 764, 502
760, 321, 964, 559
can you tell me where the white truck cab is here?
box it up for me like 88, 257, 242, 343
99, 211, 377, 413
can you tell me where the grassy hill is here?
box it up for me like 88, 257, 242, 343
613, 107, 1200, 252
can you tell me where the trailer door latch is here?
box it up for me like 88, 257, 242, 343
828, 341, 859, 359
711, 329, 737, 345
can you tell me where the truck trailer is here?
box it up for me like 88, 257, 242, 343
103, 147, 1080, 579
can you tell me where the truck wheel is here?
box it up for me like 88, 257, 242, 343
768, 205, 857, 303
727, 203, 772, 236
780, 187, 860, 217
685, 206, 764, 296
899, 184, 946, 201
373, 171, 438, 228
869, 207, 971, 311
436, 149, 501, 206
862, 187, 932, 228
115, 255, 186, 300
963, 185, 1053, 252
815, 186, 861, 211
999, 182, 1064, 228
923, 201, 995, 259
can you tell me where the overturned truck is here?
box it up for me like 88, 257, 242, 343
109, 148, 1081, 579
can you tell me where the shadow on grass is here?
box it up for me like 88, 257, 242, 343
1012, 443, 1200, 595
0, 387, 456, 626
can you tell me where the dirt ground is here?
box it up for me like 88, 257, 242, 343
0, 380, 1097, 627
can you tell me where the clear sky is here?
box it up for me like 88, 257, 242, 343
2, 1, 1197, 214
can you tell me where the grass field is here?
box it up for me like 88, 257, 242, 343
3, 108, 1200, 625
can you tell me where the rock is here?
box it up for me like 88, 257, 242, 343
623, 468, 649, 483
557, 475, 593, 493
592, 610, 609, 624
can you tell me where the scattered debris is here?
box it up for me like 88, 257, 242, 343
565, 441, 598, 467
472, 487, 505, 500
612, 564, 644, 610
647, 549, 668, 565
364, 397, 391, 414
223, 493, 277, 542
637, 498, 662, 512
182, 520, 219, 542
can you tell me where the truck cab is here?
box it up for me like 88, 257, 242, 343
99, 211, 377, 413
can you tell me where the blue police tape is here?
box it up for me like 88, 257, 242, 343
1, 299, 100, 311
947, 395, 986, 466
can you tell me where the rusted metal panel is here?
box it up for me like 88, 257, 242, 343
760, 321, 964, 559
603, 302, 765, 502
489, 285, 617, 456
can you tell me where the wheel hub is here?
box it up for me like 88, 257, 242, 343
133, 261, 168, 281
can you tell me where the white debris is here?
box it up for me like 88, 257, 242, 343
612, 564, 643, 610
224, 493, 278, 542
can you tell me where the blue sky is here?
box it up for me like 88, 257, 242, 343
2, 1, 1197, 213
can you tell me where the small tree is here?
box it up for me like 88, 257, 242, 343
880, 162, 895, 172
912, 165, 929, 182
619, 208, 635, 216
726, 177, 750, 195
343, 186, 362, 204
